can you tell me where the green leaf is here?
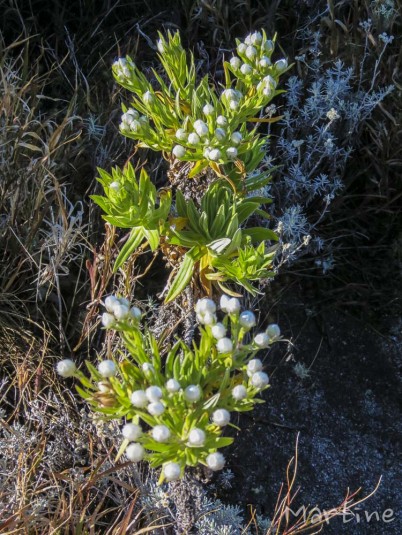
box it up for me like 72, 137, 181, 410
210, 205, 226, 237
176, 189, 187, 217
113, 227, 144, 272
85, 361, 102, 381
143, 228, 160, 252
243, 227, 278, 243
225, 228, 242, 255
165, 251, 195, 303
186, 200, 203, 234
236, 201, 260, 224
254, 208, 272, 220
188, 159, 208, 178
207, 436, 234, 448
90, 195, 111, 214
169, 230, 204, 248
166, 340, 182, 377
75, 385, 92, 400
225, 213, 239, 239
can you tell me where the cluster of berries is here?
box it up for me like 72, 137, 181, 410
172, 109, 244, 165
57, 294, 281, 481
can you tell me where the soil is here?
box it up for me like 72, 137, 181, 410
220, 282, 402, 534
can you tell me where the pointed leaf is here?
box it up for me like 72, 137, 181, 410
165, 252, 195, 303
175, 189, 187, 217
243, 227, 278, 243
188, 159, 208, 178
236, 201, 260, 224
113, 227, 144, 272
143, 228, 160, 252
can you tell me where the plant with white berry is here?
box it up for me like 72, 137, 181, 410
112, 30, 288, 184
57, 296, 281, 482
92, 29, 289, 297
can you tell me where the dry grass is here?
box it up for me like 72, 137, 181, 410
0, 37, 86, 346
263, 435, 382, 535
0, 24, 144, 534
0, 325, 148, 534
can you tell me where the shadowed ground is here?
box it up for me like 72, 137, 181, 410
224, 283, 402, 534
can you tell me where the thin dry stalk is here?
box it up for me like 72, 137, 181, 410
265, 434, 381, 535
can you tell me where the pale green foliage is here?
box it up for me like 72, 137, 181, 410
74, 30, 287, 482
89, 30, 288, 299
209, 242, 277, 295
92, 163, 278, 300
70, 297, 280, 481
91, 163, 171, 269
166, 182, 277, 301
112, 30, 289, 183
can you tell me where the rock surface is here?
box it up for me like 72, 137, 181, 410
221, 289, 401, 534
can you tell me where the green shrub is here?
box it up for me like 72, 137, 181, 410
58, 295, 281, 482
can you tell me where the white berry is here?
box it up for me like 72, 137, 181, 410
206, 452, 225, 471
98, 360, 117, 378
194, 119, 209, 137
239, 311, 256, 329
230, 57, 241, 70
250, 371, 269, 389
126, 443, 145, 462
101, 312, 115, 328
226, 298, 241, 315
231, 132, 243, 144
266, 323, 281, 339
216, 115, 227, 126
240, 64, 252, 75
104, 295, 119, 312
175, 128, 188, 141
166, 378, 181, 392
254, 333, 270, 348
152, 425, 171, 442
211, 323, 226, 339
173, 145, 186, 158
226, 147, 238, 160
247, 359, 263, 376
148, 402, 165, 416
232, 384, 247, 400
212, 409, 231, 427
188, 132, 200, 145
195, 298, 216, 314
203, 103, 214, 115
131, 390, 148, 408
184, 385, 201, 402
209, 148, 221, 161
163, 462, 181, 481
113, 304, 130, 320
130, 306, 142, 319
56, 359, 76, 378
146, 386, 163, 402
122, 423, 142, 441
217, 337, 233, 353
188, 428, 206, 446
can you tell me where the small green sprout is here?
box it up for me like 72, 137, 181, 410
91, 163, 171, 270
166, 181, 278, 300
